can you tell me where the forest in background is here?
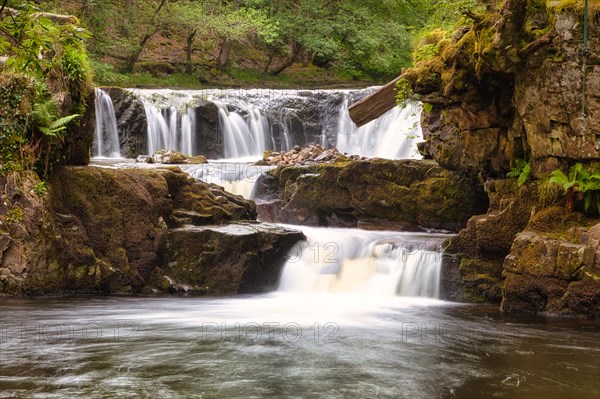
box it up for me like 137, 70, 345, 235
15, 0, 483, 88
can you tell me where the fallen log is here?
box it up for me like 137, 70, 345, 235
348, 76, 401, 127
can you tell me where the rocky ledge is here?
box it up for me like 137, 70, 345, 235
0, 167, 303, 296
442, 178, 600, 317
256, 158, 488, 232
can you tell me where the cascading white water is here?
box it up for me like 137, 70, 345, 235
336, 99, 423, 159
278, 226, 445, 298
139, 92, 196, 156
102, 88, 424, 161
181, 162, 271, 199
93, 88, 121, 158
214, 101, 270, 159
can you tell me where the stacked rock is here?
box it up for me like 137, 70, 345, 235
259, 144, 362, 166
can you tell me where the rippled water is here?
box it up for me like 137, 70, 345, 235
1, 296, 598, 398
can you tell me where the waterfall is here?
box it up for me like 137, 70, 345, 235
101, 88, 425, 160
214, 101, 270, 160
336, 99, 423, 159
278, 226, 444, 298
181, 162, 271, 199
92, 88, 121, 158
139, 91, 196, 156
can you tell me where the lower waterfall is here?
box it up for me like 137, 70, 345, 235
277, 226, 445, 298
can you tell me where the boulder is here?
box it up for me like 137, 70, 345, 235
149, 150, 207, 165
164, 223, 304, 295
501, 229, 600, 317
257, 159, 488, 231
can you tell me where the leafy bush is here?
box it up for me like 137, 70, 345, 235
0, 2, 92, 177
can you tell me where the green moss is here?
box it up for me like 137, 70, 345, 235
547, 0, 600, 16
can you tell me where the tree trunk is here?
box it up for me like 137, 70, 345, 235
264, 49, 276, 73
269, 42, 302, 76
122, 0, 167, 73
185, 29, 197, 74
216, 38, 232, 70
123, 30, 157, 73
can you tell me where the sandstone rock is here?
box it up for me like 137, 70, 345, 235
444, 179, 541, 303
501, 227, 600, 317
407, 8, 599, 176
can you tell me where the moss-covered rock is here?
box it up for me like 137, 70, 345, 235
444, 178, 551, 303
501, 227, 600, 318
403, 3, 599, 177
258, 159, 488, 231
0, 166, 294, 296
164, 223, 304, 295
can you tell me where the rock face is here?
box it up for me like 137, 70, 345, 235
404, 7, 599, 176
502, 226, 600, 318
513, 12, 600, 176
442, 175, 600, 317
257, 159, 488, 232
103, 87, 148, 157
0, 167, 302, 296
443, 179, 540, 302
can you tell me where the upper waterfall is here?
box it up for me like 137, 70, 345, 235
336, 99, 423, 159
93, 87, 424, 161
92, 88, 121, 158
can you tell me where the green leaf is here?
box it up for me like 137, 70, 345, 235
48, 114, 80, 130
517, 163, 531, 186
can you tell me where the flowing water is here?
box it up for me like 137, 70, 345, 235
2, 223, 599, 398
180, 162, 271, 200
336, 99, 422, 159
1, 296, 598, 398
92, 88, 422, 160
92, 89, 121, 158
35, 90, 600, 398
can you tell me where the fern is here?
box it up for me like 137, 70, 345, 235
507, 159, 531, 186
31, 99, 80, 138
549, 163, 600, 214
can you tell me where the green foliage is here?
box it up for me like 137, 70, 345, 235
507, 159, 532, 186
6, 207, 24, 225
549, 163, 600, 215
0, 73, 33, 173
32, 99, 80, 138
0, 1, 92, 177
61, 44, 93, 113
33, 181, 48, 197
395, 78, 413, 108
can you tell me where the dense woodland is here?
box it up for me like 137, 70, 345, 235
3, 0, 484, 87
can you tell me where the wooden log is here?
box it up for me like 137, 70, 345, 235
348, 76, 401, 127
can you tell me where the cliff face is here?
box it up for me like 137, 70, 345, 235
411, 4, 599, 176
400, 2, 600, 317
